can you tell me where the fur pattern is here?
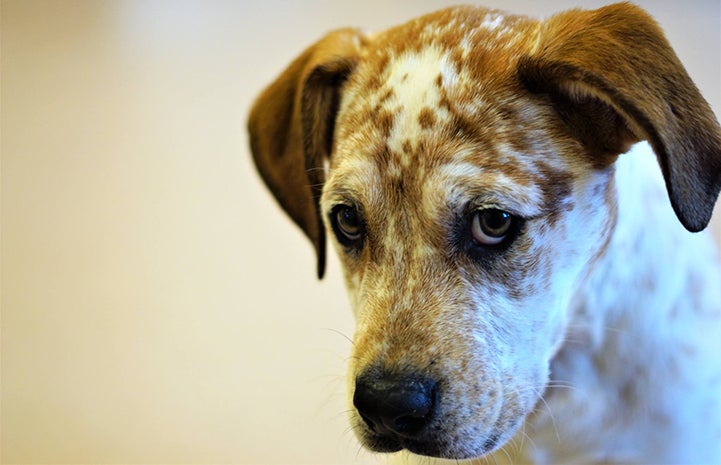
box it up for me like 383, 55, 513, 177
248, 3, 721, 463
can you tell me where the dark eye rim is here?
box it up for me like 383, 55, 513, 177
456, 206, 525, 262
329, 203, 366, 248
472, 209, 514, 244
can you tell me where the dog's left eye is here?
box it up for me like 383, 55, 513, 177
471, 209, 514, 246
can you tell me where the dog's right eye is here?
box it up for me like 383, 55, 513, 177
455, 206, 525, 263
471, 209, 514, 246
330, 205, 365, 247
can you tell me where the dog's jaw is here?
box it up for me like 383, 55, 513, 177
321, 8, 619, 459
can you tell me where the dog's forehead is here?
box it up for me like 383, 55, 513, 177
335, 7, 539, 144
327, 7, 570, 216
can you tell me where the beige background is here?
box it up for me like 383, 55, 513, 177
1, 1, 719, 464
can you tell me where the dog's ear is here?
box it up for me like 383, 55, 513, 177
519, 2, 721, 232
248, 29, 364, 278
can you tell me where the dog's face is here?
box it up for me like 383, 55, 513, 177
249, 3, 721, 460
322, 15, 617, 456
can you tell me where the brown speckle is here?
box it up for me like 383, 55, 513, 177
419, 107, 437, 129
376, 109, 396, 138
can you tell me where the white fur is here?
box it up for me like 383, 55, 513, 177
523, 144, 721, 464
384, 47, 457, 159
382, 143, 721, 465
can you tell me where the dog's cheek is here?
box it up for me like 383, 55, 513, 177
434, 333, 547, 457
471, 289, 553, 396
526, 174, 617, 356
327, 231, 368, 319
340, 267, 363, 317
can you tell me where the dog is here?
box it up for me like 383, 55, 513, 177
248, 3, 721, 463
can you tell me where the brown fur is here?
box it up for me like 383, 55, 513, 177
248, 28, 365, 277
248, 3, 721, 462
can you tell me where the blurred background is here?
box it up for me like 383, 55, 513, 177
1, 1, 719, 463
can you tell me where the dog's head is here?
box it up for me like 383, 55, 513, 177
248, 3, 721, 459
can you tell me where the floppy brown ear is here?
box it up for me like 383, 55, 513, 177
519, 2, 721, 232
248, 29, 364, 278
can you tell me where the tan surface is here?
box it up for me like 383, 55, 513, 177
2, 1, 719, 463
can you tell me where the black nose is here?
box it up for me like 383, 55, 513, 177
353, 370, 437, 438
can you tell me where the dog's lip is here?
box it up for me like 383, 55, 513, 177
362, 432, 403, 453
354, 376, 527, 458
400, 427, 508, 459
362, 429, 502, 459
358, 401, 523, 459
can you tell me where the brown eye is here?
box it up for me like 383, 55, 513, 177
331, 205, 364, 246
471, 209, 513, 246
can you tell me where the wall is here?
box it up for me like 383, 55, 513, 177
2, 0, 719, 463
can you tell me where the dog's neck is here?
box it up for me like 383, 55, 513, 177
568, 142, 721, 354
524, 142, 721, 463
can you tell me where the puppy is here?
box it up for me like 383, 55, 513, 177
248, 3, 721, 463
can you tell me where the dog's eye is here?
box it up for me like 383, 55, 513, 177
330, 205, 364, 246
471, 209, 514, 246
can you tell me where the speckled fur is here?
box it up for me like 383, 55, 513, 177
248, 3, 721, 464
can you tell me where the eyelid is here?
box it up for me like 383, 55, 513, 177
322, 188, 362, 210
465, 198, 546, 222
327, 198, 365, 219
466, 201, 520, 221
462, 193, 543, 220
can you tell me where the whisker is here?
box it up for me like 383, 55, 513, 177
532, 387, 561, 444
320, 326, 355, 346
498, 444, 512, 465
514, 419, 527, 456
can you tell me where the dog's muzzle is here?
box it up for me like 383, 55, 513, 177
352, 365, 512, 459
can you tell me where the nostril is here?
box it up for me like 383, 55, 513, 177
391, 411, 430, 435
354, 371, 437, 438
387, 385, 435, 434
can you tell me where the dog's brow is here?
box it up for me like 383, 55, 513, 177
434, 158, 544, 205
324, 157, 378, 205
429, 162, 546, 218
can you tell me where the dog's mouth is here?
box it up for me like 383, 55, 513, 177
356, 415, 510, 459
